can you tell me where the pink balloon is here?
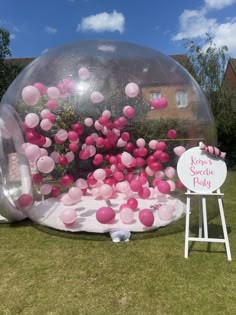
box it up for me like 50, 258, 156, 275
79, 149, 90, 160
65, 151, 75, 162
139, 209, 154, 227
158, 205, 175, 221
25, 113, 39, 128
90, 91, 104, 104
125, 83, 139, 98
157, 181, 171, 194
46, 99, 59, 110
40, 118, 53, 131
22, 85, 40, 106
75, 178, 88, 189
173, 146, 186, 156
123, 106, 135, 118
40, 184, 52, 195
59, 208, 77, 225
50, 151, 60, 162
121, 152, 133, 167
151, 97, 168, 109
25, 144, 41, 162
37, 156, 55, 173
96, 207, 116, 224
47, 86, 60, 99
68, 187, 82, 202
34, 82, 46, 95
138, 187, 151, 199
78, 67, 90, 80
127, 197, 138, 211
16, 194, 33, 208
100, 184, 113, 199
164, 166, 176, 178
93, 169, 106, 181
40, 109, 50, 118
130, 180, 142, 192
120, 207, 134, 224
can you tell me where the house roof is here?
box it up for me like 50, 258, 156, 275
229, 58, 236, 74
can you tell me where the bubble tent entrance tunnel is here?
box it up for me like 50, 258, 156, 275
0, 40, 216, 237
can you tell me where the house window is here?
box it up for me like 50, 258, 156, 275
176, 90, 188, 108
150, 92, 161, 101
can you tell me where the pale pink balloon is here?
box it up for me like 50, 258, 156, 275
93, 169, 106, 181
158, 205, 175, 221
91, 187, 101, 198
68, 187, 82, 202
164, 166, 176, 178
84, 117, 93, 126
22, 85, 40, 106
34, 82, 46, 95
166, 180, 176, 192
149, 140, 158, 150
173, 146, 186, 156
25, 144, 41, 162
94, 120, 103, 130
59, 208, 77, 225
145, 166, 155, 176
117, 138, 127, 147
56, 129, 68, 141
47, 86, 60, 99
136, 138, 145, 148
100, 184, 113, 199
65, 151, 75, 162
155, 171, 165, 179
102, 110, 111, 118
40, 109, 50, 118
40, 148, 48, 157
50, 151, 60, 162
120, 207, 134, 224
125, 82, 139, 98
116, 181, 130, 193
121, 152, 132, 167
40, 118, 53, 131
40, 184, 52, 195
43, 137, 52, 148
61, 194, 76, 206
25, 113, 40, 128
37, 156, 55, 173
78, 67, 90, 80
90, 91, 104, 104
87, 145, 96, 157
75, 178, 88, 189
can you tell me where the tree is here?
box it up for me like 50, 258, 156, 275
184, 34, 236, 168
0, 28, 24, 100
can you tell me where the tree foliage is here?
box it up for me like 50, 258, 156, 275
184, 34, 236, 168
0, 28, 24, 100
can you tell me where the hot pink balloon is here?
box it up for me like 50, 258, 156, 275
78, 67, 90, 80
37, 156, 55, 173
139, 209, 154, 227
59, 208, 77, 225
158, 205, 175, 221
173, 146, 186, 156
120, 207, 134, 224
22, 85, 40, 106
125, 83, 139, 98
79, 149, 90, 160
167, 129, 177, 139
96, 207, 116, 224
151, 97, 168, 109
90, 91, 104, 104
123, 106, 135, 118
157, 181, 171, 194
127, 197, 138, 211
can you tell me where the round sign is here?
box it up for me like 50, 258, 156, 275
177, 147, 227, 193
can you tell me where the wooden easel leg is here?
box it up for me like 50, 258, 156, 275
217, 191, 232, 261
184, 195, 191, 258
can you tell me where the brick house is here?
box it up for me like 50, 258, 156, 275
223, 58, 236, 89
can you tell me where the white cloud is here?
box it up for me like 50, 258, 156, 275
79, 11, 125, 33
44, 26, 58, 34
204, 0, 236, 10
173, 2, 236, 55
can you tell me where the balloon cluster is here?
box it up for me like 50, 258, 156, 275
14, 66, 187, 226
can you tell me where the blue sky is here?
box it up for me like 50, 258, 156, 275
1, 0, 236, 58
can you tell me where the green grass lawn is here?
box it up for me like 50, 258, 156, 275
0, 172, 236, 315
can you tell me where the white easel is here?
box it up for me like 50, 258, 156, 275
177, 146, 232, 261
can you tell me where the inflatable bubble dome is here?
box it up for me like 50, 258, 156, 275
0, 39, 216, 234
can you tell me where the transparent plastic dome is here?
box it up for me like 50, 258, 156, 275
0, 40, 216, 235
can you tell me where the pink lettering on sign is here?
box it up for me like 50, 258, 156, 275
190, 155, 214, 190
